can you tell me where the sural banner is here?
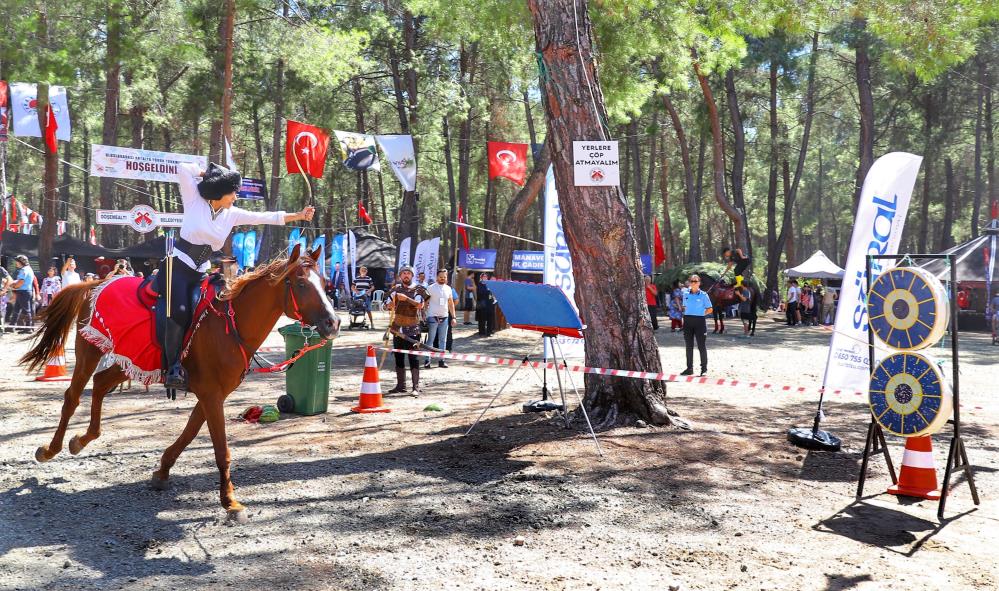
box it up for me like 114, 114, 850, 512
90, 144, 207, 183
822, 152, 922, 394
543, 165, 585, 358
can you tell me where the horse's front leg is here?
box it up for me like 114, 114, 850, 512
202, 396, 245, 519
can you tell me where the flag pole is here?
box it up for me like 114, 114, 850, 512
290, 139, 315, 245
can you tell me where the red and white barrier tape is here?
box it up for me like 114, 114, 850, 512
377, 346, 866, 395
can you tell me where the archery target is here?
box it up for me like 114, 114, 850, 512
869, 353, 952, 437
868, 266, 949, 350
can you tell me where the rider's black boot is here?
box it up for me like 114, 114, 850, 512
163, 319, 188, 391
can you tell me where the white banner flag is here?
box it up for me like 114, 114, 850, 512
543, 165, 585, 358
424, 237, 441, 280
822, 152, 922, 393
90, 144, 207, 183
412, 239, 432, 283
348, 230, 358, 279
397, 236, 412, 271
375, 135, 417, 191
10, 83, 72, 141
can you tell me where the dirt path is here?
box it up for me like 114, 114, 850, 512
1, 311, 996, 590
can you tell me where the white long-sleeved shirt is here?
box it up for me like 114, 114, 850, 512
176, 163, 286, 271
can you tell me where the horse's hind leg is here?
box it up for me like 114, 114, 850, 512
68, 366, 127, 456
150, 401, 205, 489
36, 342, 102, 462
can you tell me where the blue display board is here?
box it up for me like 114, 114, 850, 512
483, 280, 583, 337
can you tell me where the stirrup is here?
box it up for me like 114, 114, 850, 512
164, 364, 188, 391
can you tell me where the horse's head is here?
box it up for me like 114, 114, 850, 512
284, 244, 341, 339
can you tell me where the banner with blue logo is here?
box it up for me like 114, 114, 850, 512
459, 248, 496, 271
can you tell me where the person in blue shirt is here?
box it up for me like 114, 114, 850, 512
681, 274, 713, 376
10, 255, 37, 331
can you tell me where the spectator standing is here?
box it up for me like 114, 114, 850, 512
822, 287, 836, 324
786, 279, 801, 326
476, 272, 495, 337
352, 265, 376, 329
10, 255, 36, 331
462, 271, 476, 325
417, 271, 428, 288
736, 284, 753, 337
424, 269, 456, 368
668, 281, 683, 332
0, 262, 11, 332
61, 257, 81, 287
644, 275, 659, 331
40, 266, 62, 308
680, 274, 713, 376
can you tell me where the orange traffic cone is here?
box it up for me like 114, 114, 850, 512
887, 435, 941, 500
351, 346, 391, 414
35, 345, 72, 382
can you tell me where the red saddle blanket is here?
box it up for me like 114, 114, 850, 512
79, 275, 219, 385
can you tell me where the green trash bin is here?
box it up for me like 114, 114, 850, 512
277, 322, 332, 415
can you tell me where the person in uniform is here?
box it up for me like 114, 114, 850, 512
159, 162, 314, 389
681, 274, 713, 376
384, 265, 425, 395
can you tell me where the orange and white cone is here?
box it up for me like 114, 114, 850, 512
351, 346, 391, 414
887, 435, 940, 500
35, 345, 72, 382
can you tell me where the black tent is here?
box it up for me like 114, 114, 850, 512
917, 212, 998, 316
1, 231, 165, 273
353, 230, 395, 269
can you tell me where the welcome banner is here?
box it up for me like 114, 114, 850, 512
822, 152, 922, 394
376, 135, 416, 191
543, 165, 584, 358
90, 144, 206, 183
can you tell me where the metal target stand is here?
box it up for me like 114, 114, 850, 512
856, 253, 980, 520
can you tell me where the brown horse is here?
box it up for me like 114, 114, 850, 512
702, 276, 757, 335
19, 245, 339, 520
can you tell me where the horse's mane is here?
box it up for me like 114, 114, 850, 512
220, 254, 316, 301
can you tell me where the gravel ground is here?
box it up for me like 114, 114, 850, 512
1, 310, 997, 590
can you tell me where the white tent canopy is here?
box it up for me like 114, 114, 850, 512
785, 250, 845, 279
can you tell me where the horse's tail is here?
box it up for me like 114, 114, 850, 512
19, 281, 94, 373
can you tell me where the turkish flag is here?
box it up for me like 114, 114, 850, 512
286, 120, 330, 178
487, 141, 528, 186
44, 104, 58, 153
653, 219, 666, 267
457, 205, 469, 249
358, 201, 372, 224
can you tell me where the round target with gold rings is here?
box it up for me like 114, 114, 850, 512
869, 352, 952, 437
867, 266, 949, 350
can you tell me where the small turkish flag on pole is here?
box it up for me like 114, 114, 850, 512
654, 219, 666, 267
285, 120, 330, 178
358, 201, 372, 224
487, 141, 529, 186
44, 104, 58, 153
456, 206, 470, 249
89, 227, 97, 245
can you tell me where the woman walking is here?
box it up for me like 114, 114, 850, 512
681, 274, 713, 376
476, 273, 495, 337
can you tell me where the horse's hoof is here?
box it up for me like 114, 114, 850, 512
69, 435, 85, 456
226, 508, 249, 524
150, 473, 170, 491
34, 446, 52, 463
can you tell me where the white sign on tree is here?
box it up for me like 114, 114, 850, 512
572, 141, 619, 186
96, 204, 184, 233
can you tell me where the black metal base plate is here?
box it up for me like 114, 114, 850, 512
787, 427, 842, 452
523, 400, 565, 413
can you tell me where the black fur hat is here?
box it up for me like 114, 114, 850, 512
197, 162, 242, 201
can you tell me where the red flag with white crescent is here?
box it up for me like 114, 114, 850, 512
487, 141, 529, 186
653, 219, 666, 267
44, 104, 58, 153
457, 205, 469, 249
358, 201, 372, 224
285, 120, 330, 178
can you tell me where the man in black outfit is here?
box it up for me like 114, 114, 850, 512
721, 246, 751, 288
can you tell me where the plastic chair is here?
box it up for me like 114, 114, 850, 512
372, 290, 385, 310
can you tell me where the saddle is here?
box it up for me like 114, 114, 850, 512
140, 272, 227, 351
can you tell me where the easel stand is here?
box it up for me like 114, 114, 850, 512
464, 333, 603, 456
856, 253, 980, 520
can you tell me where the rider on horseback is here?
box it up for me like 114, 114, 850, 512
159, 162, 315, 390
721, 246, 751, 288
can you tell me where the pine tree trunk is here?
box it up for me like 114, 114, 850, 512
693, 59, 747, 253
662, 94, 700, 261
853, 18, 875, 210
643, 116, 658, 257
724, 69, 749, 256
918, 92, 935, 252
972, 58, 985, 237
443, 116, 458, 261
528, 0, 671, 427
659, 138, 674, 266
100, 0, 123, 247
262, 1, 286, 261
941, 158, 956, 250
